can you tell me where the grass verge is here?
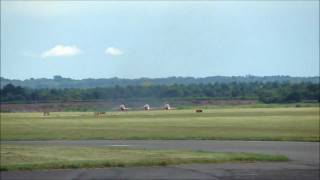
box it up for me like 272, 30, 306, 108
0, 144, 288, 171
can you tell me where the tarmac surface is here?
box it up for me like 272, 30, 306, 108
1, 140, 319, 180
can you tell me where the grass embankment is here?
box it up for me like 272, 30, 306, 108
0, 144, 288, 171
1, 107, 319, 141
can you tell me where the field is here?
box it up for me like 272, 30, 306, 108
1, 107, 319, 141
0, 144, 288, 171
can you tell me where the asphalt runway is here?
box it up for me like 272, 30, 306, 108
1, 140, 319, 180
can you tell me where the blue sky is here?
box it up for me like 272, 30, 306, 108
1, 1, 319, 80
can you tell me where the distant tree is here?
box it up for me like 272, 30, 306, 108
0, 82, 319, 103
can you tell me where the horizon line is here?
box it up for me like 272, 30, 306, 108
1, 75, 319, 81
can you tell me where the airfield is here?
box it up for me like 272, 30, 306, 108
1, 106, 319, 179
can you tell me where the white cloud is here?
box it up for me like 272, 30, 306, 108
105, 47, 123, 56
41, 45, 80, 58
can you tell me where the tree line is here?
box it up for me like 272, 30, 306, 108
1, 82, 319, 104
1, 75, 318, 89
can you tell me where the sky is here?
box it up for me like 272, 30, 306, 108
1, 1, 319, 80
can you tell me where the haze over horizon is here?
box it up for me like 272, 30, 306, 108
1, 74, 319, 82
1, 1, 319, 80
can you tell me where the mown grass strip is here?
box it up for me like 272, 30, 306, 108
1, 107, 319, 141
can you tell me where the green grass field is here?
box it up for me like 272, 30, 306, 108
0, 144, 288, 171
1, 107, 319, 141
